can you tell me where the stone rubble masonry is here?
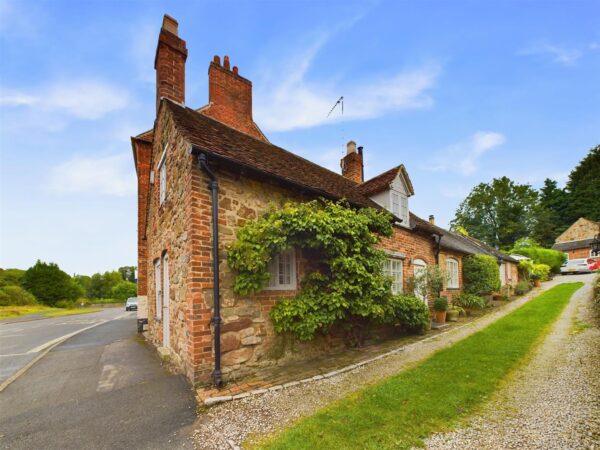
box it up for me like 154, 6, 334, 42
154, 15, 188, 112
555, 217, 600, 243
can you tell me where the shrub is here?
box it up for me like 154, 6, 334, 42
384, 295, 430, 332
0, 286, 38, 306
0, 268, 26, 288
412, 266, 446, 301
518, 260, 535, 280
453, 293, 487, 309
514, 281, 532, 295
510, 246, 566, 273
594, 273, 600, 303
462, 254, 501, 296
55, 299, 77, 309
433, 297, 448, 311
530, 263, 551, 281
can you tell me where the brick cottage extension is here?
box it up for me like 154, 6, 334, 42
132, 15, 518, 385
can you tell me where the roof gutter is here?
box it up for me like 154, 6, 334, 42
190, 146, 223, 387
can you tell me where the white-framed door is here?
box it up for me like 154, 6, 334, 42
413, 259, 427, 303
162, 253, 170, 348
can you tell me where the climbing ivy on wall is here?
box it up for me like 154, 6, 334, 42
227, 200, 400, 341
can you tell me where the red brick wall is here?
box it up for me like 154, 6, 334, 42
154, 19, 187, 111
200, 58, 266, 141
133, 138, 152, 296
568, 248, 592, 259
439, 250, 463, 303
341, 151, 363, 183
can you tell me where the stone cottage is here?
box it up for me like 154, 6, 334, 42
132, 15, 517, 385
552, 217, 600, 260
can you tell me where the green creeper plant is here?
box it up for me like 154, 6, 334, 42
227, 199, 422, 341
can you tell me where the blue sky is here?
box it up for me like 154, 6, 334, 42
1, 0, 598, 275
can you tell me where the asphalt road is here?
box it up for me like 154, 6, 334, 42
0, 313, 197, 449
0, 308, 129, 384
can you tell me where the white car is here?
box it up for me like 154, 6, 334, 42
560, 258, 594, 274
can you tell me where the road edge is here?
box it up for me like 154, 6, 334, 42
0, 313, 129, 393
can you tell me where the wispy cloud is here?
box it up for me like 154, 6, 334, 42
47, 153, 136, 196
254, 29, 440, 132
0, 80, 129, 120
127, 20, 157, 83
428, 131, 506, 176
518, 43, 583, 66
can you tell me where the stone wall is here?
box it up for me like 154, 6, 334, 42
556, 217, 600, 243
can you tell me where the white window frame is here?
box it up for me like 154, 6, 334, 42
266, 249, 297, 290
390, 191, 409, 226
446, 257, 459, 289
158, 145, 167, 205
383, 258, 404, 294
154, 259, 162, 319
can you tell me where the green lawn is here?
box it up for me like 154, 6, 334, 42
257, 282, 583, 450
0, 305, 102, 320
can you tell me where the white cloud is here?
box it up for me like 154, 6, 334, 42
428, 131, 506, 176
254, 32, 440, 132
47, 153, 136, 196
519, 43, 583, 66
0, 80, 128, 120
128, 20, 157, 83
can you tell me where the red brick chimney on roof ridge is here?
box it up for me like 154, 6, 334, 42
341, 141, 364, 183
155, 15, 188, 112
200, 55, 266, 141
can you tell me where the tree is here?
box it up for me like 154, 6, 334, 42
118, 266, 137, 283
22, 261, 82, 306
564, 145, 600, 223
111, 281, 138, 301
450, 177, 539, 248
532, 179, 569, 246
88, 271, 123, 299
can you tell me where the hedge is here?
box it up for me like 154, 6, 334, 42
462, 254, 501, 296
511, 246, 566, 273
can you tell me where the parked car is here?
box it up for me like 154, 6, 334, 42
560, 258, 594, 274
588, 256, 600, 271
125, 297, 138, 311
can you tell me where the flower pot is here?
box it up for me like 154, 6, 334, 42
533, 279, 541, 287
446, 310, 459, 322
434, 310, 446, 323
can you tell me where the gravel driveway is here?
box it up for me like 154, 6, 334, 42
425, 274, 599, 450
190, 275, 598, 450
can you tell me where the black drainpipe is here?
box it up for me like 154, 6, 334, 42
433, 234, 442, 265
194, 150, 222, 387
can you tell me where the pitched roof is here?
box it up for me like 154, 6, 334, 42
359, 165, 415, 197
164, 99, 380, 208
552, 239, 595, 252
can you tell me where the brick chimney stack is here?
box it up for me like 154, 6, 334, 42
429, 215, 435, 225
155, 15, 188, 112
203, 55, 256, 136
341, 141, 364, 183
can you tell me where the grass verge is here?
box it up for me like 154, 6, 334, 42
257, 282, 583, 450
0, 305, 102, 320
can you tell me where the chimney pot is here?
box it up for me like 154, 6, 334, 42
213, 55, 221, 65
233, 66, 238, 74
429, 215, 435, 225
346, 140, 357, 155
162, 14, 179, 35
224, 55, 230, 70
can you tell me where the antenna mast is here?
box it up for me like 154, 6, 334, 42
327, 96, 345, 154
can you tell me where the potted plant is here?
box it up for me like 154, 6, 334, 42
446, 305, 462, 322
530, 272, 541, 287
433, 297, 448, 323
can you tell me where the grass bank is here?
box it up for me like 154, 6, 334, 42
0, 305, 102, 320
257, 282, 583, 450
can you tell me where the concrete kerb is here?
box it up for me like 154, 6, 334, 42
202, 282, 557, 407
